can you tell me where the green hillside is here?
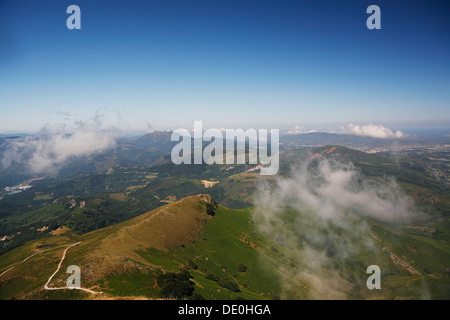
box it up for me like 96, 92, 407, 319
1, 193, 449, 300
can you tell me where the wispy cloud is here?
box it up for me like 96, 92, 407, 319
253, 157, 421, 298
0, 122, 117, 174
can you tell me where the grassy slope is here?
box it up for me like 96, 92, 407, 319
1, 201, 449, 299
0, 200, 280, 300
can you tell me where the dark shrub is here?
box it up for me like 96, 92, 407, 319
191, 293, 205, 300
188, 260, 198, 270
205, 272, 218, 281
218, 278, 240, 292
156, 271, 194, 299
237, 263, 247, 272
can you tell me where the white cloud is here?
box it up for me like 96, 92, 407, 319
340, 123, 406, 139
286, 125, 304, 135
253, 157, 422, 298
286, 125, 317, 135
0, 124, 117, 174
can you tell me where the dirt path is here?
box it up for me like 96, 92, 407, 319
0, 245, 66, 278
44, 242, 102, 295
1, 241, 103, 296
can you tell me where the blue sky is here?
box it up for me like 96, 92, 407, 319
0, 0, 449, 133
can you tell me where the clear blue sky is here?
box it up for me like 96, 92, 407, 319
0, 0, 449, 133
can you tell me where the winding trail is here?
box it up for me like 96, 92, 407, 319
0, 246, 65, 278
44, 241, 102, 295
0, 241, 102, 295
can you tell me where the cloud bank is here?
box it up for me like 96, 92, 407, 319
0, 124, 117, 174
253, 157, 421, 298
340, 123, 406, 139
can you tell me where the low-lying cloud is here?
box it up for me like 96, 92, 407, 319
256, 158, 419, 224
0, 124, 117, 174
253, 157, 421, 298
340, 123, 406, 139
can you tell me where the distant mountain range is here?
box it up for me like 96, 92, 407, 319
281, 132, 425, 148
0, 129, 447, 190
